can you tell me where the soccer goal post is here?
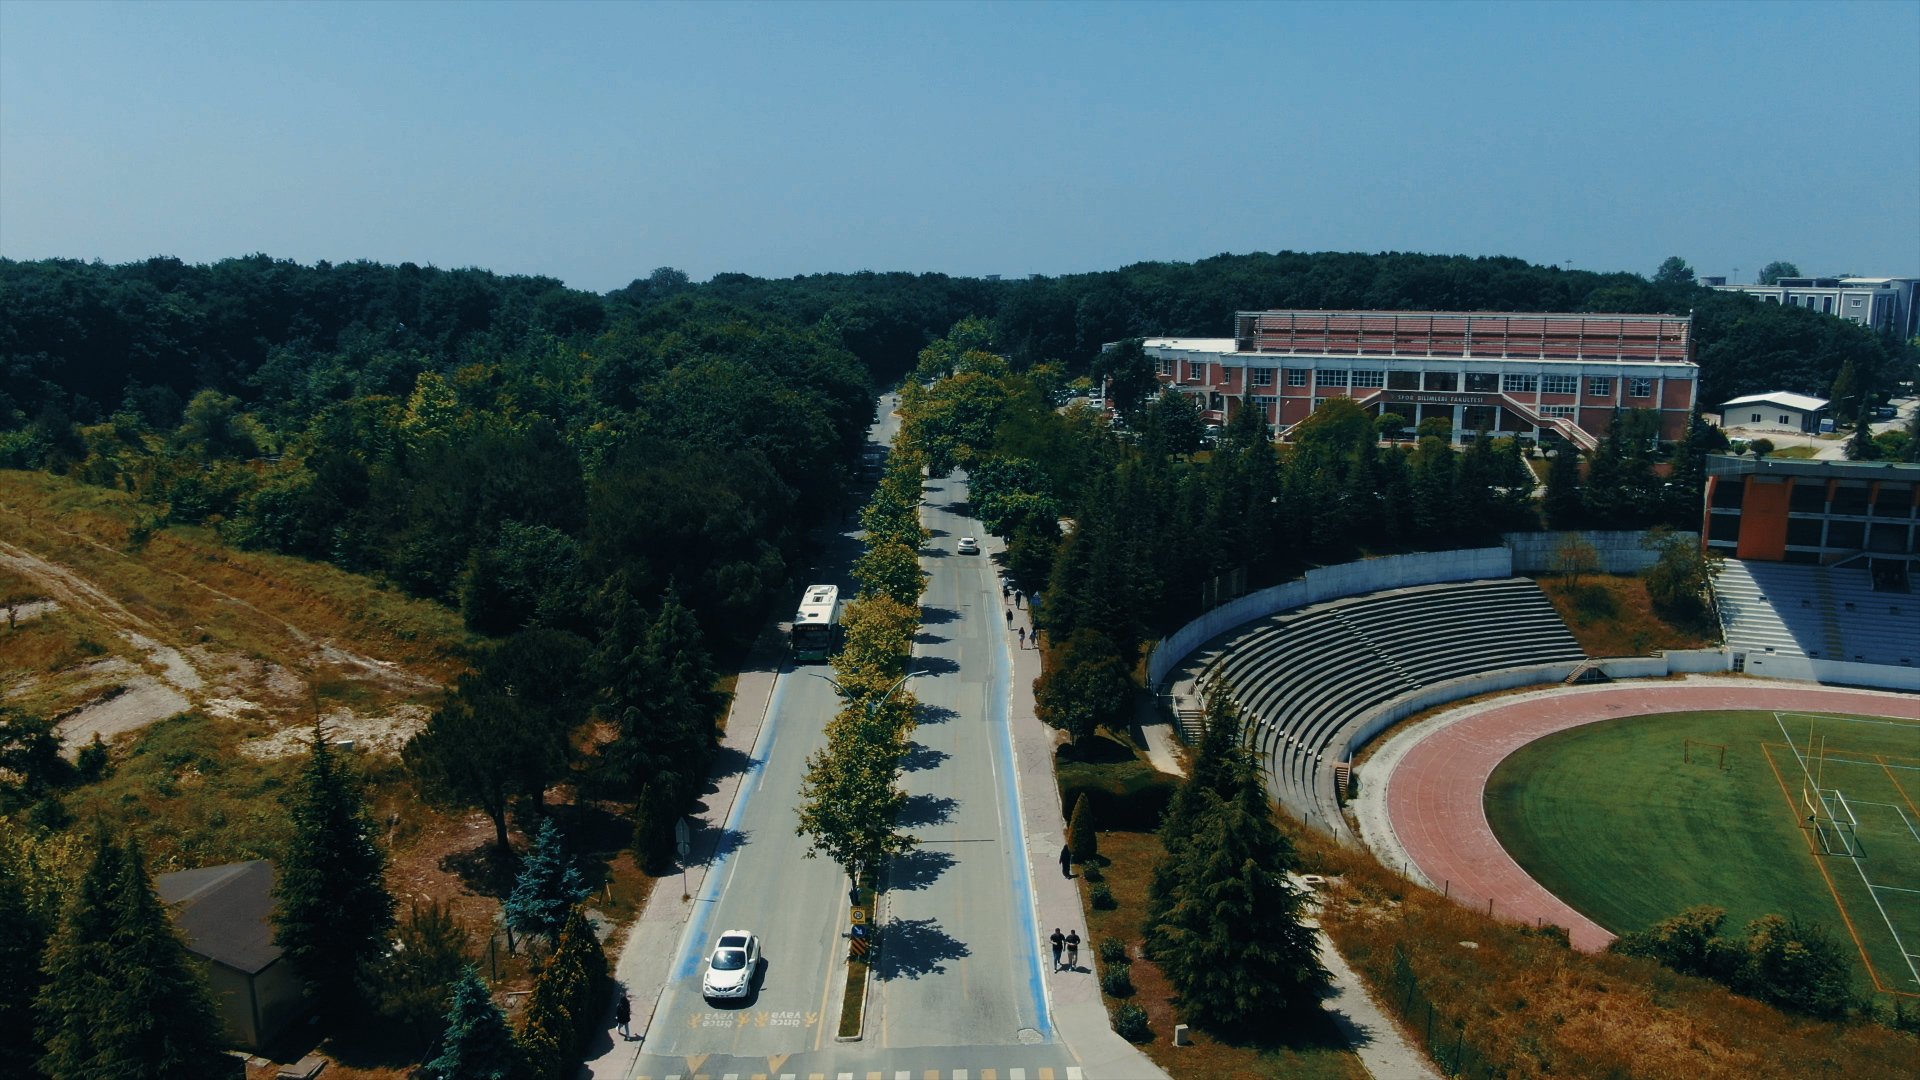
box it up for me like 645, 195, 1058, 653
1804, 784, 1862, 857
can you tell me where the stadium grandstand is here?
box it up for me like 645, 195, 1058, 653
1132, 309, 1698, 450
1187, 577, 1585, 837
1706, 453, 1920, 689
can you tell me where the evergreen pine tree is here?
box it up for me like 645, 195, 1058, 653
1542, 443, 1585, 529
426, 966, 527, 1080
1148, 780, 1328, 1029
0, 829, 54, 1076
36, 830, 127, 1079
504, 817, 590, 948
1148, 689, 1257, 943
274, 729, 396, 1018
93, 839, 227, 1078
597, 583, 718, 862
1068, 793, 1098, 864
519, 906, 607, 1080
36, 833, 226, 1080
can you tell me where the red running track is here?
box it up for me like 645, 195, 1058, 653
1387, 683, 1920, 953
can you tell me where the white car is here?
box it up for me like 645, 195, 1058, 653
957, 537, 980, 555
702, 931, 761, 1000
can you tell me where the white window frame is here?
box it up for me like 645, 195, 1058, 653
1779, 414, 1792, 425
1587, 376, 1613, 397
1187, 360, 1207, 382
1629, 377, 1653, 398
1316, 369, 1349, 388
1250, 367, 1275, 388
1351, 369, 1385, 388
1541, 374, 1579, 395
1502, 373, 1538, 393
1286, 369, 1310, 387
1158, 357, 1174, 377
1542, 405, 1576, 418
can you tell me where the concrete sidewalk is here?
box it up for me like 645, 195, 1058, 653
996, 570, 1171, 1080
583, 624, 786, 1080
1003, 569, 1439, 1080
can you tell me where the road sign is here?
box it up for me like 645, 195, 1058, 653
850, 924, 867, 939
675, 818, 691, 859
850, 908, 866, 924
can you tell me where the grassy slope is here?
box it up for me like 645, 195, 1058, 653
1484, 709, 1919, 1002
1535, 574, 1717, 656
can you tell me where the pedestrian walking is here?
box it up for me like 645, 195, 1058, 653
1005, 608, 1013, 628
1003, 581, 1011, 600
1065, 930, 1080, 971
1015, 589, 1024, 609
1059, 844, 1074, 878
1018, 626, 1027, 649
615, 992, 632, 1039
1050, 928, 1065, 972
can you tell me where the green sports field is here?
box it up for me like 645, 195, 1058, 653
1484, 710, 1920, 1001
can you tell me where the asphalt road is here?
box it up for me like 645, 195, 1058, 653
628, 406, 1066, 1078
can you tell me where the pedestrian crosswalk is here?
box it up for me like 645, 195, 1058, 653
637, 1060, 1082, 1068
640, 1069, 1082, 1080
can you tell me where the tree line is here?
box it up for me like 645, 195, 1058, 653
7, 251, 1912, 451
793, 438, 930, 887
1, 728, 613, 1079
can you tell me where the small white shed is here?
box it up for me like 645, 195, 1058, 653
1711, 391, 1830, 434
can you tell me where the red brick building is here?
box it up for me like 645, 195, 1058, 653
1134, 310, 1698, 449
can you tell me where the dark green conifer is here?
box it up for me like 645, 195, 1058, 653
1542, 442, 1585, 529
426, 966, 527, 1080
35, 830, 126, 1078
1068, 793, 1098, 864
1149, 689, 1255, 938
37, 833, 226, 1080
2, 829, 56, 1075
504, 817, 589, 948
1148, 780, 1328, 1028
274, 729, 395, 1018
597, 582, 718, 862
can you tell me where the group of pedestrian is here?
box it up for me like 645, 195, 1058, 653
1003, 581, 1030, 648
1049, 928, 1081, 972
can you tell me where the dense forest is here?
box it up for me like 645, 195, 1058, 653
5, 250, 1912, 444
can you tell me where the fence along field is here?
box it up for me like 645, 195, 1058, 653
1765, 712, 1920, 998
1482, 708, 1919, 1003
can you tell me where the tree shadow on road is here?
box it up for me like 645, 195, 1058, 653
913, 656, 961, 676
873, 915, 970, 979
913, 630, 949, 645
899, 741, 951, 772
919, 607, 962, 626
916, 704, 959, 725
885, 848, 957, 892
896, 793, 958, 828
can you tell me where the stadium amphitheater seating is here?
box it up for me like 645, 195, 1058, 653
1717, 559, 1920, 667
1193, 578, 1585, 827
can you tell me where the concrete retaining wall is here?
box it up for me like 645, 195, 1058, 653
1148, 547, 1514, 688
1664, 648, 1732, 673
1502, 530, 1700, 575
1742, 652, 1920, 690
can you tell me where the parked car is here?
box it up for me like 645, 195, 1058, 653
957, 537, 980, 555
702, 931, 761, 1000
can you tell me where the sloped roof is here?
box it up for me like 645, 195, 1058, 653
1717, 391, 1829, 412
155, 860, 282, 975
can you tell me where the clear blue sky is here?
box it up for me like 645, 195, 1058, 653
3, 1, 1915, 293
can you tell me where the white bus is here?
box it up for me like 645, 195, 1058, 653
791, 584, 841, 662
